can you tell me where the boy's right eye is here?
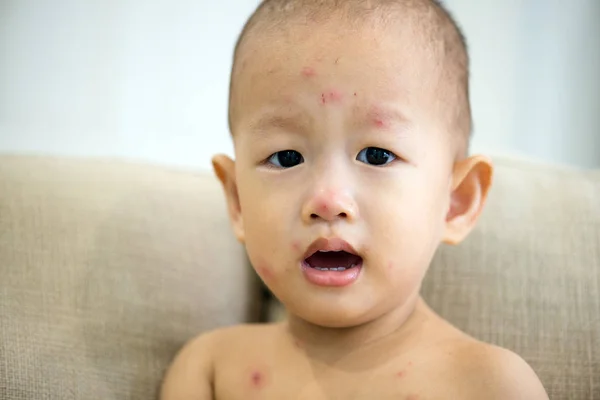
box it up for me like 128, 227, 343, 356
266, 150, 304, 168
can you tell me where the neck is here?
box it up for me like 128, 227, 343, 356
284, 291, 431, 365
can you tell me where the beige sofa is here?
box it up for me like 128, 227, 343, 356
0, 154, 598, 399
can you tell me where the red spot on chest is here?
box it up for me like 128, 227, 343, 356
301, 67, 317, 77
250, 370, 265, 388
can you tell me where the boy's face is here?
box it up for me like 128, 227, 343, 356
216, 18, 490, 328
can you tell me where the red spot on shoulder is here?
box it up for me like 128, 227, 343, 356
301, 67, 317, 77
250, 370, 265, 388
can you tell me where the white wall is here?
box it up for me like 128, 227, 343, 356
1, 0, 598, 170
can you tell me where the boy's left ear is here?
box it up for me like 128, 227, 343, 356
443, 155, 493, 245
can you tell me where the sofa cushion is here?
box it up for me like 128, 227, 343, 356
0, 155, 260, 400
423, 157, 600, 399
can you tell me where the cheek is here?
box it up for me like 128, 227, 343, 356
254, 259, 276, 282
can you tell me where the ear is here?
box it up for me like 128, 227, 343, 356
212, 154, 245, 243
443, 155, 493, 245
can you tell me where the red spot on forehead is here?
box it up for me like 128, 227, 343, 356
320, 90, 343, 105
301, 67, 317, 77
369, 106, 392, 129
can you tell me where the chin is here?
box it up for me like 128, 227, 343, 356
285, 300, 377, 329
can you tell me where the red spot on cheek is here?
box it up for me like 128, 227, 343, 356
256, 263, 274, 281
301, 67, 317, 77
294, 338, 304, 349
250, 370, 265, 388
388, 262, 393, 271
292, 241, 301, 252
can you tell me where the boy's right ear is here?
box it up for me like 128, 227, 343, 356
211, 154, 245, 243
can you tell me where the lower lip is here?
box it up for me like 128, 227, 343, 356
301, 262, 362, 287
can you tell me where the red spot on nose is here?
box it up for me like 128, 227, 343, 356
301, 67, 317, 77
374, 118, 386, 128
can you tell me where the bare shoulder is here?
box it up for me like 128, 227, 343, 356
442, 339, 549, 400
160, 324, 280, 400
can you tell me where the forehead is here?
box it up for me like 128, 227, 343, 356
230, 16, 444, 134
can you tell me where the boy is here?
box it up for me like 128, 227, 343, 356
161, 0, 548, 398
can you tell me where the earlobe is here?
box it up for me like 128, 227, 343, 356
443, 155, 493, 245
212, 154, 245, 243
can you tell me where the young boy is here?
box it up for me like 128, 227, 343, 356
161, 0, 548, 398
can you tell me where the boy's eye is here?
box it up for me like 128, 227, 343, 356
267, 150, 304, 168
356, 147, 397, 166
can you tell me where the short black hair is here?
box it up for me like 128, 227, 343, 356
230, 0, 471, 156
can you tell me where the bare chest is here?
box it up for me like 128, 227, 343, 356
213, 357, 432, 400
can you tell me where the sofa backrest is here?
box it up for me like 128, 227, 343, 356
423, 157, 600, 398
0, 155, 260, 400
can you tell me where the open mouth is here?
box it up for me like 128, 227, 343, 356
304, 250, 363, 271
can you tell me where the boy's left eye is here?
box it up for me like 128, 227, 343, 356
356, 147, 397, 166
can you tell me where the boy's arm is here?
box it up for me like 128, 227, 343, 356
160, 333, 215, 400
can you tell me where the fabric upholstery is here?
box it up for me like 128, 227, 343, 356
423, 157, 600, 399
0, 155, 260, 400
1, 154, 598, 399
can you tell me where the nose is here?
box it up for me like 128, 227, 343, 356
301, 187, 358, 223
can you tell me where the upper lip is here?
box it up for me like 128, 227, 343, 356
303, 237, 359, 259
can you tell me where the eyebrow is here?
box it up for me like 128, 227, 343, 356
365, 104, 412, 131
247, 109, 312, 135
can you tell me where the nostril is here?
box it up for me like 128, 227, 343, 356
339, 212, 347, 218
311, 214, 319, 219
